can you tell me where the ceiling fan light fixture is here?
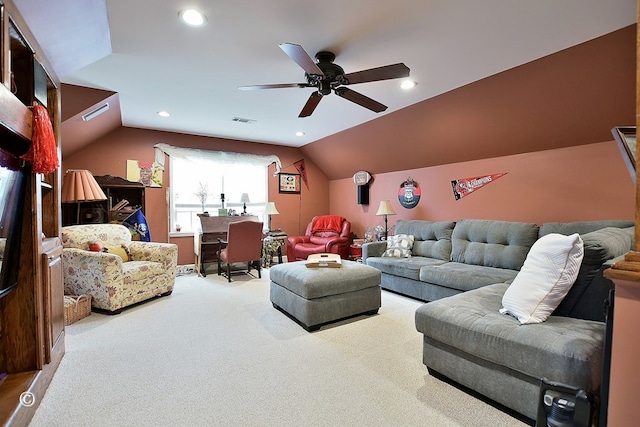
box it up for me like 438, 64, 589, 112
179, 9, 207, 27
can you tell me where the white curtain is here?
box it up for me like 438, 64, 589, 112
154, 143, 282, 174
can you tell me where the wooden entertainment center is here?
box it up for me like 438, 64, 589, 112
0, 1, 64, 425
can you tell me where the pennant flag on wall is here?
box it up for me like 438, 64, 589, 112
294, 159, 309, 190
451, 172, 507, 200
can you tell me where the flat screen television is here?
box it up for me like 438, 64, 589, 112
0, 147, 27, 299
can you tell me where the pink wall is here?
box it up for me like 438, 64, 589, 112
304, 26, 636, 181
62, 127, 332, 265
331, 141, 635, 238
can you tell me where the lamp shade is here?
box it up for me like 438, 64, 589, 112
61, 170, 107, 202
375, 200, 396, 216
263, 202, 280, 215
240, 193, 250, 203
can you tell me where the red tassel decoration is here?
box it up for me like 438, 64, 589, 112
21, 103, 59, 174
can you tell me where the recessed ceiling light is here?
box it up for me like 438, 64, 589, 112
295, 131, 305, 137
179, 9, 207, 27
158, 111, 170, 117
401, 80, 417, 90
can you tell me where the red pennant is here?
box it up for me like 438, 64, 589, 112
293, 159, 309, 190
451, 173, 507, 200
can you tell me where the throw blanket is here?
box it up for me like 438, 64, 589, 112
123, 209, 151, 242
311, 215, 345, 233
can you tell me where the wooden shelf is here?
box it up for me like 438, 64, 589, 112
0, 2, 64, 425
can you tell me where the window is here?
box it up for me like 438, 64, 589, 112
170, 157, 268, 233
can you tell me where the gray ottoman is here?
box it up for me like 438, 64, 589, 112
270, 260, 381, 331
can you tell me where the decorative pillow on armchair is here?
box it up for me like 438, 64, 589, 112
103, 244, 132, 262
501, 233, 584, 324
382, 234, 415, 258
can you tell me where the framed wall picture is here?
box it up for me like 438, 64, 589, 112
278, 173, 301, 194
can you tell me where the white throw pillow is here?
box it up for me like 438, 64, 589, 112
501, 233, 584, 324
382, 234, 415, 258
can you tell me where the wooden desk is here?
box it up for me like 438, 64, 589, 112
194, 215, 259, 276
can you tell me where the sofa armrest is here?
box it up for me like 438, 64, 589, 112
362, 241, 386, 261
287, 235, 310, 246
129, 242, 178, 271
324, 237, 349, 252
62, 248, 124, 306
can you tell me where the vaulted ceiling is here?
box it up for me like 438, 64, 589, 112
13, 0, 638, 169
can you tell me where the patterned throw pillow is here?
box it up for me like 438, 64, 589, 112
382, 234, 415, 258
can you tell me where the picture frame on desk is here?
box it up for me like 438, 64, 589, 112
278, 173, 301, 194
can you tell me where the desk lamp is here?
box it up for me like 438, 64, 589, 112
240, 193, 250, 214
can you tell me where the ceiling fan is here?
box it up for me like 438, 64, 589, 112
238, 43, 410, 118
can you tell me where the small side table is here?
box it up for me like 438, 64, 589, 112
349, 244, 363, 262
263, 231, 287, 267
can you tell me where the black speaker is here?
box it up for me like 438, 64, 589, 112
357, 184, 369, 205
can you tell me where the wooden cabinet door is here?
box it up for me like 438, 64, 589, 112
42, 240, 64, 364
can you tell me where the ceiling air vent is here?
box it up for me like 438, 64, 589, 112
232, 117, 256, 124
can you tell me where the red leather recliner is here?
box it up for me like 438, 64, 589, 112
287, 215, 351, 261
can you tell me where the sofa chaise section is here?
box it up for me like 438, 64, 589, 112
415, 221, 634, 421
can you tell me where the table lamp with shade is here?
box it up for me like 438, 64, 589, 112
375, 200, 396, 240
263, 201, 280, 231
61, 169, 107, 225
240, 193, 250, 214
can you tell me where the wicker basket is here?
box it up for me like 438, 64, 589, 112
64, 295, 92, 325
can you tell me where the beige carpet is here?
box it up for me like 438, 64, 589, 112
30, 270, 530, 427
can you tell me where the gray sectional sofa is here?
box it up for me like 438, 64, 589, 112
362, 218, 634, 421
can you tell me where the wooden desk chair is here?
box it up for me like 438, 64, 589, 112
217, 220, 264, 282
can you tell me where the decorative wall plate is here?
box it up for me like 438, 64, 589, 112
353, 170, 372, 185
398, 177, 420, 209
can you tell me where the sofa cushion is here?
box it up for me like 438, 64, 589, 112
501, 233, 584, 324
122, 261, 166, 283
61, 224, 132, 250
450, 219, 539, 270
394, 220, 455, 261
382, 234, 414, 258
366, 256, 447, 281
580, 227, 634, 265
554, 226, 633, 319
419, 262, 519, 292
415, 283, 606, 391
539, 220, 634, 238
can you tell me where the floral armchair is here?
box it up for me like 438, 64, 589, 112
287, 215, 351, 261
61, 224, 178, 314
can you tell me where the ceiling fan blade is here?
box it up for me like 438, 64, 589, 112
238, 83, 308, 90
299, 92, 323, 117
279, 43, 324, 76
343, 63, 410, 85
334, 87, 387, 113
